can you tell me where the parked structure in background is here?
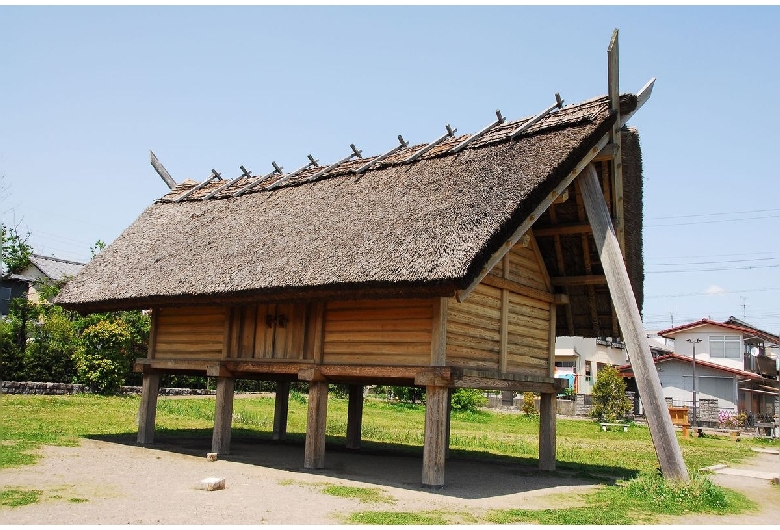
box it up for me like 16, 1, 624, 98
554, 336, 628, 394
619, 317, 779, 427
0, 254, 84, 315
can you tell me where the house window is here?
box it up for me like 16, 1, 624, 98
555, 361, 576, 368
585, 360, 592, 382
0, 287, 11, 301
709, 335, 741, 359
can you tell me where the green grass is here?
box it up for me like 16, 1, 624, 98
486, 471, 755, 525
1, 488, 42, 508
348, 510, 450, 524
321, 485, 395, 504
1, 393, 775, 524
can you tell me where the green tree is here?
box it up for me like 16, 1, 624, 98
1, 224, 32, 274
590, 365, 632, 422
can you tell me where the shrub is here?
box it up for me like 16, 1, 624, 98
390, 385, 426, 405
73, 319, 131, 394
450, 388, 487, 412
521, 392, 538, 416
590, 365, 632, 422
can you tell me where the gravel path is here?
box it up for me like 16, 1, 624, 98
1, 435, 778, 524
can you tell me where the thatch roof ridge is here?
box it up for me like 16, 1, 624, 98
162, 94, 637, 203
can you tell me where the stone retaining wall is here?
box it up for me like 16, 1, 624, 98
1, 381, 215, 396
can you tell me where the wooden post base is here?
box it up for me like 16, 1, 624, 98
137, 373, 160, 444
304, 381, 328, 469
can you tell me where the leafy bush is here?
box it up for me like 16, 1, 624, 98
22, 306, 78, 383
73, 320, 131, 394
390, 385, 426, 405
521, 392, 538, 416
590, 365, 632, 422
450, 388, 487, 412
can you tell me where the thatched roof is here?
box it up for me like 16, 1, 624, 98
57, 93, 643, 338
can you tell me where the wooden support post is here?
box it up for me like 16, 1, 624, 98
422, 385, 449, 487
212, 377, 235, 455
538, 392, 556, 471
346, 384, 364, 450
272, 380, 290, 441
607, 28, 625, 252
579, 164, 689, 481
137, 372, 160, 444
304, 381, 329, 469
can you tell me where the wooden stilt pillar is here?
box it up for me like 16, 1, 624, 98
272, 381, 290, 441
137, 372, 160, 444
538, 392, 556, 471
304, 381, 328, 469
422, 385, 448, 487
580, 164, 689, 481
346, 384, 364, 450
212, 377, 235, 455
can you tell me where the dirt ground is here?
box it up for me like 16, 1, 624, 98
1, 434, 779, 525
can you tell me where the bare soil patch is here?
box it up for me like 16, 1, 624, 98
2, 435, 778, 524
0, 436, 599, 524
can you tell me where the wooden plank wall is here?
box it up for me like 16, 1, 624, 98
447, 236, 553, 376
504, 240, 552, 377
153, 306, 226, 360
322, 298, 433, 366
446, 283, 501, 370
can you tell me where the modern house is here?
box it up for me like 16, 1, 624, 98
656, 318, 779, 417
554, 336, 628, 394
1, 254, 84, 316
620, 318, 779, 423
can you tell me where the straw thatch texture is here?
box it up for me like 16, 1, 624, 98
56, 94, 641, 331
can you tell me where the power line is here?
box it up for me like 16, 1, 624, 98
645, 214, 780, 228
646, 264, 779, 274
646, 207, 779, 221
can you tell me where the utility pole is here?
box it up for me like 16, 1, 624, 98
686, 338, 702, 427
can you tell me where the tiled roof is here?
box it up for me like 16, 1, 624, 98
618, 352, 765, 380
29, 254, 85, 282
658, 318, 780, 345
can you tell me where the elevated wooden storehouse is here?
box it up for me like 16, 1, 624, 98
57, 62, 659, 485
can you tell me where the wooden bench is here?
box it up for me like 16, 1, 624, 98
755, 423, 775, 438
600, 422, 629, 432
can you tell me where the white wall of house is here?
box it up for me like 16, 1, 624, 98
555, 336, 629, 394
666, 324, 745, 371
16, 264, 47, 304
658, 359, 738, 412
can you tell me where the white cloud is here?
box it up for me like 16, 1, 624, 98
704, 285, 727, 296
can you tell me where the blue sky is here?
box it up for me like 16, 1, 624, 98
1, 6, 778, 334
